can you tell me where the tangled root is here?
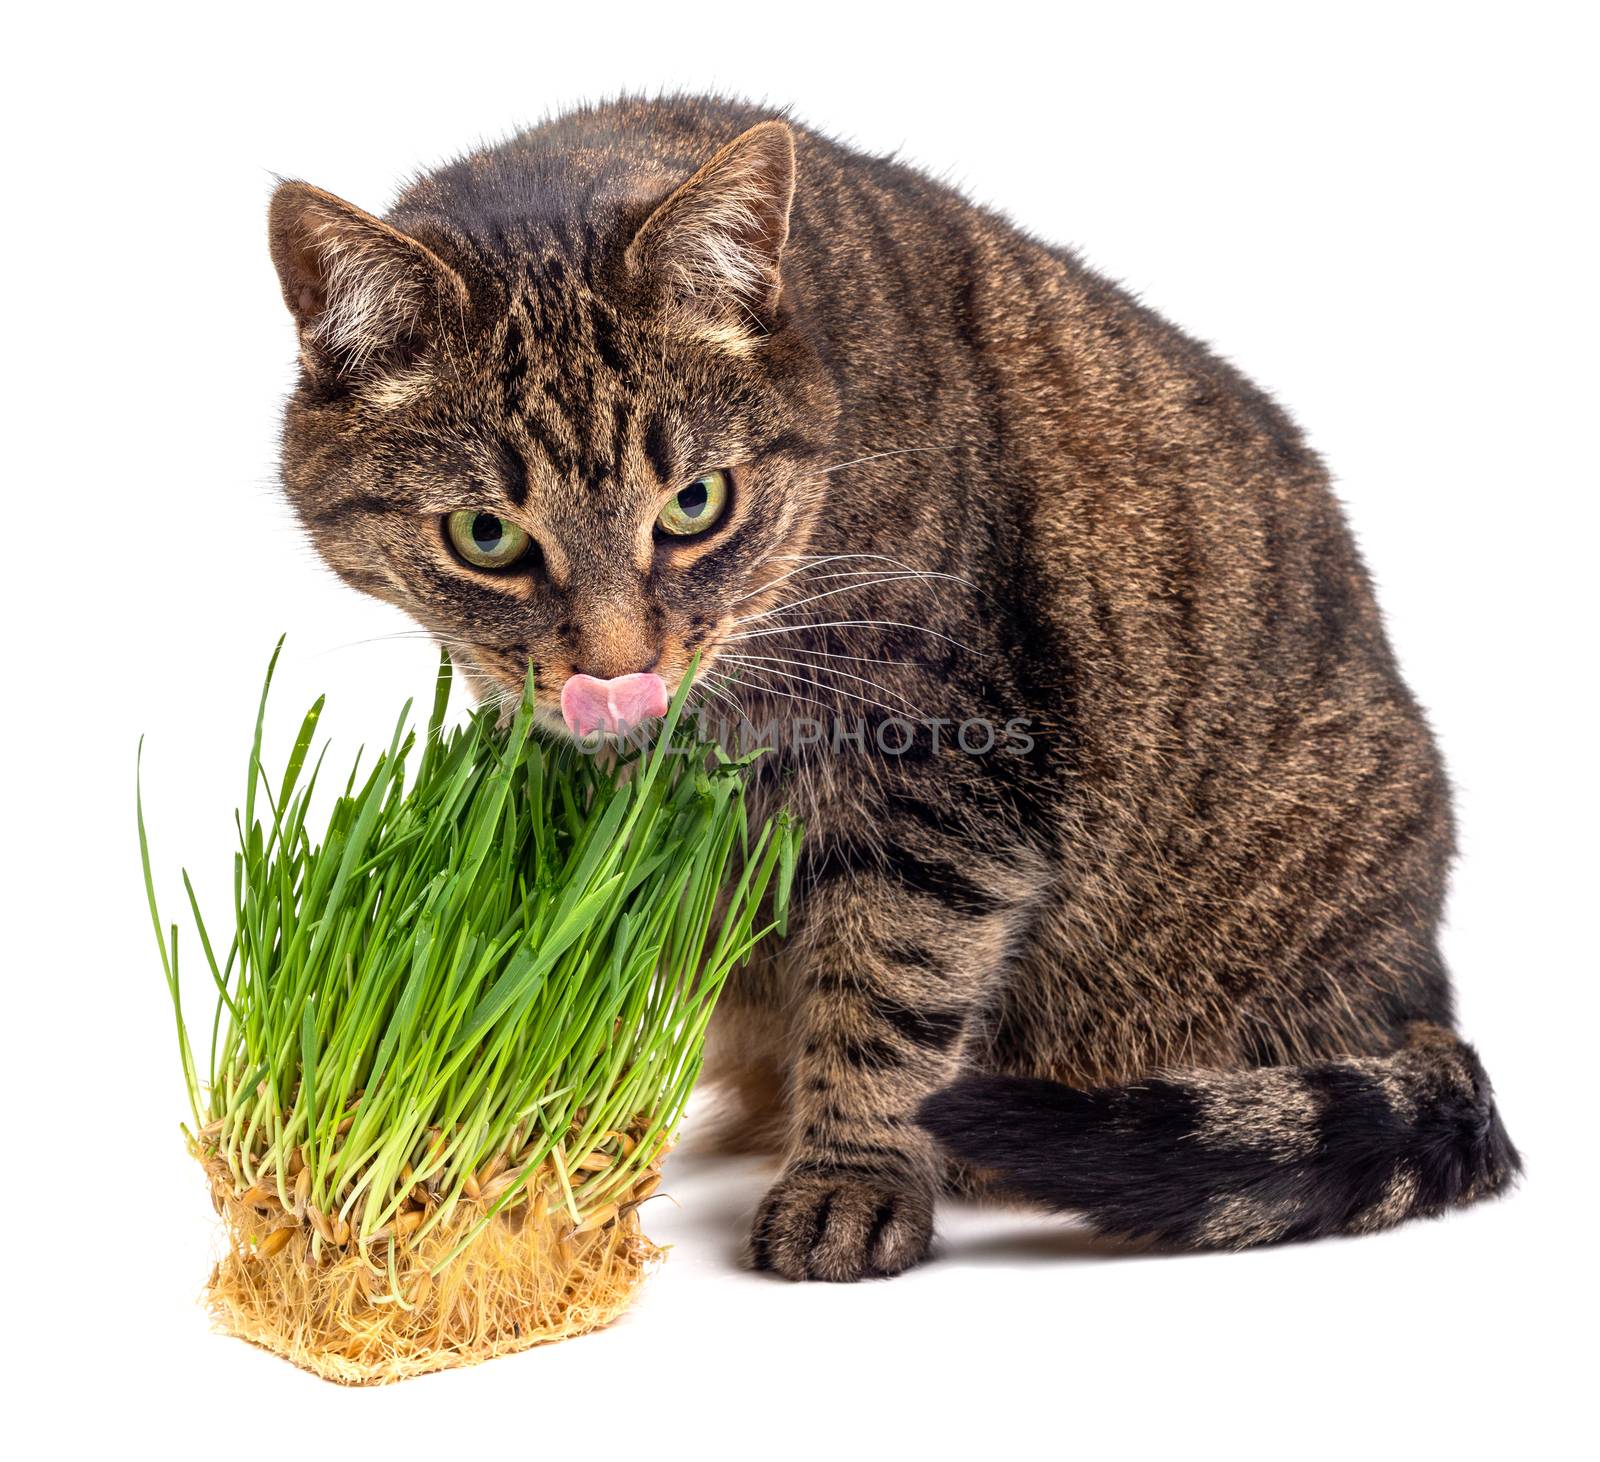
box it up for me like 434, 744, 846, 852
202, 1160, 662, 1384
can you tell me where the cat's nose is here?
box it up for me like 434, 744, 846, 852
560, 672, 670, 737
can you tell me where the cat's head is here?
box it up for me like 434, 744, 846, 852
268, 121, 837, 732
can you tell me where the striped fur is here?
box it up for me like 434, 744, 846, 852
918, 1023, 1519, 1248
267, 96, 1518, 1283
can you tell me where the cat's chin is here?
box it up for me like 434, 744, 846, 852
530, 702, 575, 740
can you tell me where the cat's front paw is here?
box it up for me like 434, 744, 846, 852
746, 1165, 934, 1281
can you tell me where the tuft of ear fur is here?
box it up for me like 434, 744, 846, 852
626, 121, 796, 335
267, 182, 467, 381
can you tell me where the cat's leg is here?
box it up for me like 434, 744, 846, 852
747, 843, 1040, 1282
698, 972, 794, 1155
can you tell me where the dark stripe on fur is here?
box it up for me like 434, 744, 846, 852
916, 1032, 1519, 1249
811, 972, 965, 1051
839, 1032, 905, 1070
867, 992, 967, 1051
802, 833, 1008, 915
305, 491, 400, 525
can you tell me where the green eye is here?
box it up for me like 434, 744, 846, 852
656, 470, 730, 538
447, 510, 530, 570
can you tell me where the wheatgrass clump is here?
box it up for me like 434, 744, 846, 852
139, 645, 796, 1383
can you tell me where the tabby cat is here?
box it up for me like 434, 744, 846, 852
267, 96, 1517, 1281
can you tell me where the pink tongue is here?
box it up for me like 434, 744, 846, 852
560, 672, 670, 737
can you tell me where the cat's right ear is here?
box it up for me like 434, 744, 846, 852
267, 182, 468, 382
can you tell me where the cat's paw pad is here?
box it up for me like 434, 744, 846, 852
746, 1166, 933, 1282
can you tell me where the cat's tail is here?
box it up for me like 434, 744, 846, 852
915, 1022, 1519, 1248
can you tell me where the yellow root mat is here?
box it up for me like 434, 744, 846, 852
203, 1166, 661, 1385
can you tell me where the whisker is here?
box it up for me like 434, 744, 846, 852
731, 574, 965, 627
311, 630, 532, 670
717, 652, 925, 715
769, 550, 980, 591
724, 619, 982, 655
771, 552, 918, 562
724, 643, 921, 670
719, 655, 923, 721
792, 445, 952, 480
693, 671, 748, 724
313, 629, 470, 653
726, 554, 914, 605
765, 557, 981, 599
713, 662, 834, 718
735, 567, 976, 614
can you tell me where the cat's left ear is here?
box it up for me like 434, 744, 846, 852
626, 120, 795, 335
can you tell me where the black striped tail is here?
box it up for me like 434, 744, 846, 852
916, 1023, 1519, 1248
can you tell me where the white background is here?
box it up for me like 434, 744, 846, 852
6, 2, 1595, 1454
